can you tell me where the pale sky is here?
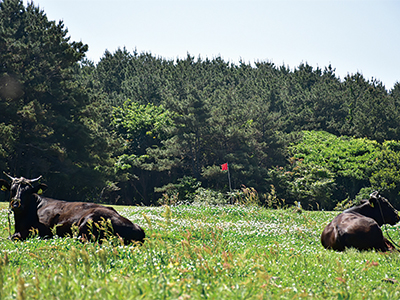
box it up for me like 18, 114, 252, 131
26, 0, 399, 90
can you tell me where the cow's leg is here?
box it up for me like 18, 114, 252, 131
321, 224, 345, 251
78, 214, 112, 242
12, 225, 45, 240
78, 215, 98, 242
10, 232, 23, 240
380, 237, 398, 252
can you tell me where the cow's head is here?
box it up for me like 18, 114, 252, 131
368, 191, 400, 226
0, 173, 47, 213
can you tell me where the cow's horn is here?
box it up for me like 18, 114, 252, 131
3, 172, 16, 181
28, 175, 42, 183
369, 191, 379, 199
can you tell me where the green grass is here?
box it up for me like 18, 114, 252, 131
1, 203, 400, 299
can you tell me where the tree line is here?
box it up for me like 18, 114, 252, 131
1, 0, 400, 209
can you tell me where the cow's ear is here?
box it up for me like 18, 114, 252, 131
34, 184, 47, 195
369, 196, 376, 208
0, 179, 10, 192
369, 191, 381, 208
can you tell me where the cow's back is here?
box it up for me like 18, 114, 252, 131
321, 214, 344, 251
36, 197, 145, 243
321, 212, 390, 251
37, 198, 110, 225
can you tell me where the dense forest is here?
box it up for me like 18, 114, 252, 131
1, 0, 400, 209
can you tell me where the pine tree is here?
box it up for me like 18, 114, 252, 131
0, 0, 109, 200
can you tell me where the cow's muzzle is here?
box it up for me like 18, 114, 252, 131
10, 199, 21, 209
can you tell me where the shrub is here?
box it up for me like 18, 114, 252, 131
192, 188, 227, 206
156, 176, 201, 204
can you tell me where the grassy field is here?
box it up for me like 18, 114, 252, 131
1, 202, 400, 299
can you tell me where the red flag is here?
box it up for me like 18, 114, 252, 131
221, 163, 228, 171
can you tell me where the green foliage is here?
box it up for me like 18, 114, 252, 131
369, 141, 400, 206
93, 47, 400, 206
264, 185, 286, 208
156, 176, 202, 204
343, 75, 400, 142
269, 160, 336, 210
270, 131, 382, 209
192, 187, 228, 206
229, 186, 262, 206
112, 99, 175, 150
270, 131, 400, 209
112, 99, 175, 172
95, 51, 287, 203
111, 99, 176, 204
289, 131, 379, 180
2, 1, 400, 206
353, 187, 375, 204
0, 0, 116, 201
0, 123, 14, 167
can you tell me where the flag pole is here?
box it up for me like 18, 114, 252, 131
227, 163, 232, 194
221, 162, 233, 203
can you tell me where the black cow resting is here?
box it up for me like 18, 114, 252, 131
321, 191, 399, 252
0, 174, 145, 244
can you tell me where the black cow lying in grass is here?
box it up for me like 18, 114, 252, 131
0, 173, 145, 244
321, 191, 399, 251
